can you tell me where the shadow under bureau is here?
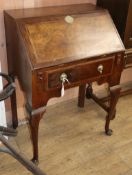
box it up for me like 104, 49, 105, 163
4, 3, 125, 163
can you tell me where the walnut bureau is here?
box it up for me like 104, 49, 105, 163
4, 4, 125, 163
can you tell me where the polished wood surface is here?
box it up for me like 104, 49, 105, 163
20, 11, 124, 69
4, 4, 125, 163
46, 56, 114, 89
5, 3, 97, 19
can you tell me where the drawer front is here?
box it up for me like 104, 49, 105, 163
44, 56, 115, 90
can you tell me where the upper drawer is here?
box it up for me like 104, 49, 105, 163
43, 56, 115, 90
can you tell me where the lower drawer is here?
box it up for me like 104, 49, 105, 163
44, 56, 115, 90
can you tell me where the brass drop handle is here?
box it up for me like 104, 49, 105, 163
60, 73, 69, 83
97, 64, 104, 74
60, 73, 70, 97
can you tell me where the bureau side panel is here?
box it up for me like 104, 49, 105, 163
4, 13, 17, 75
4, 12, 32, 105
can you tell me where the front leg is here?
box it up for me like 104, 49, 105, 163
105, 85, 121, 136
26, 104, 46, 164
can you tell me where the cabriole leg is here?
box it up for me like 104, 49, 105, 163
105, 85, 121, 136
26, 104, 46, 164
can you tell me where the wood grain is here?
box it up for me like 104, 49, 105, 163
24, 12, 123, 68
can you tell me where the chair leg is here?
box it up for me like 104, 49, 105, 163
10, 90, 18, 129
0, 134, 46, 175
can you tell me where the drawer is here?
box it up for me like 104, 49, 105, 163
45, 56, 115, 89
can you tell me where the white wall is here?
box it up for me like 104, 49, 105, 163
0, 63, 7, 130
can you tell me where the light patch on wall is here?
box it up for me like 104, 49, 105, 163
0, 62, 7, 142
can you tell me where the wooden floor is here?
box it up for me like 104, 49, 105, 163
0, 95, 132, 175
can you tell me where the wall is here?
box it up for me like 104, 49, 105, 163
0, 0, 131, 123
0, 63, 7, 133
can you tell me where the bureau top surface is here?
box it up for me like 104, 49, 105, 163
5, 4, 125, 69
